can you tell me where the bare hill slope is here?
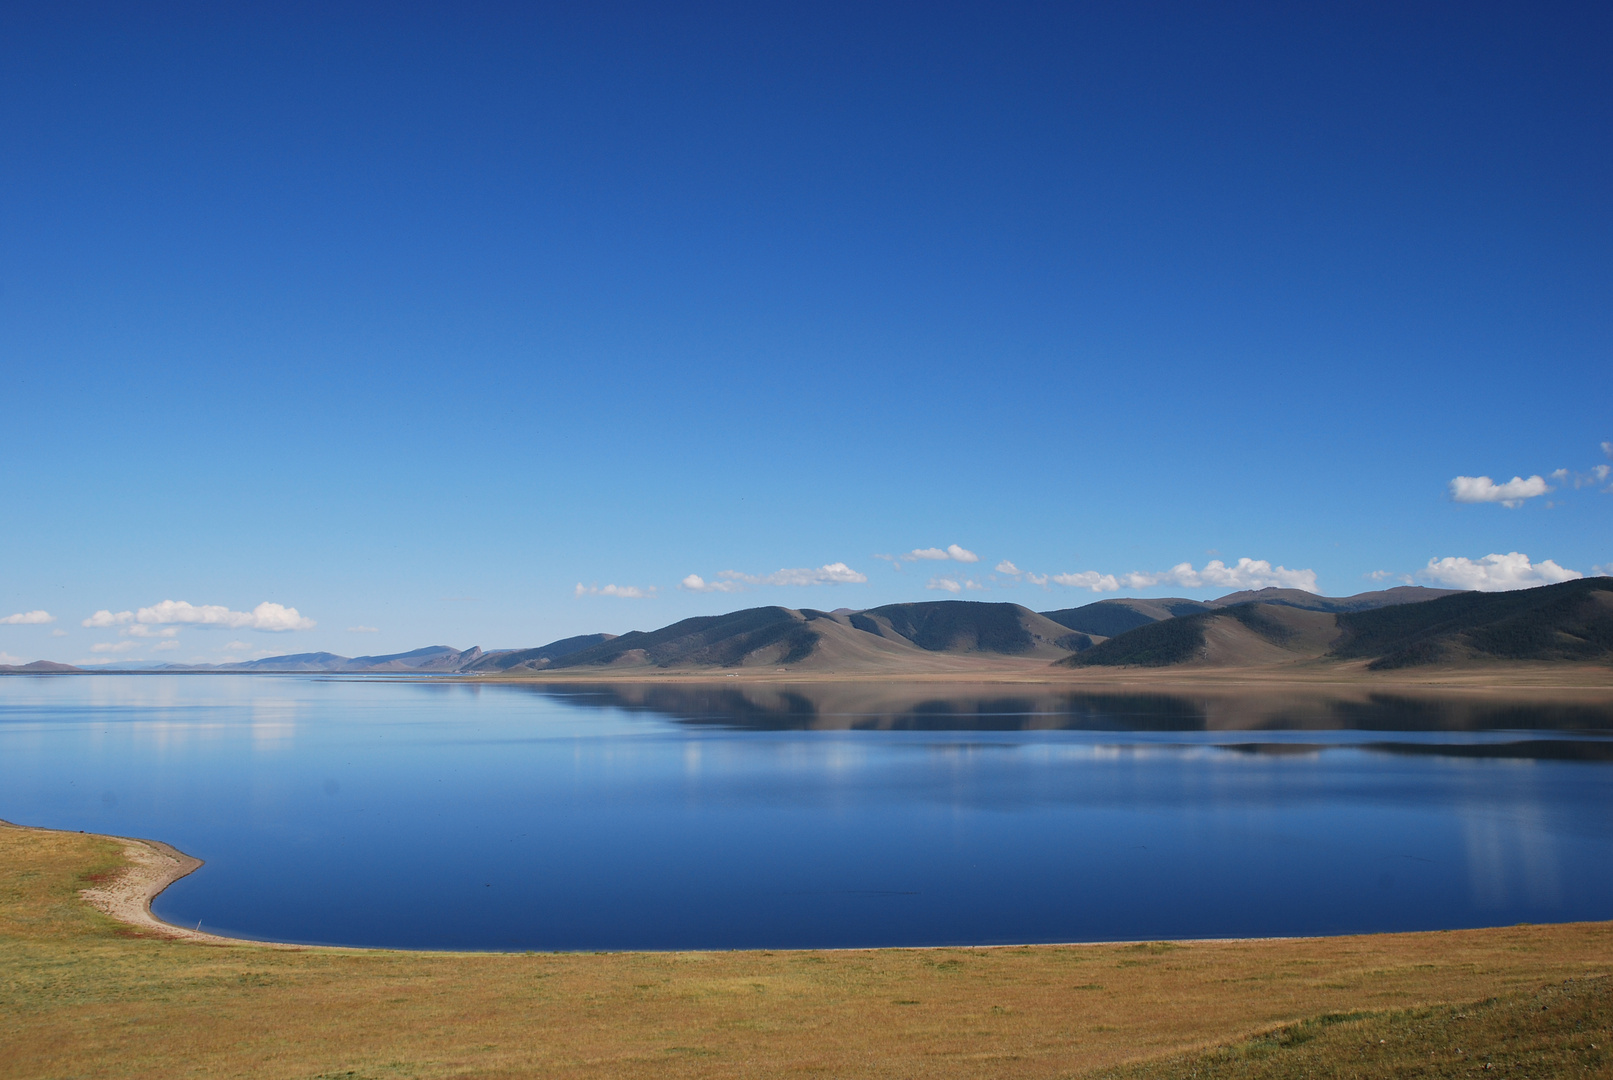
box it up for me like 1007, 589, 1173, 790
852, 601, 1089, 658
1064, 579, 1613, 670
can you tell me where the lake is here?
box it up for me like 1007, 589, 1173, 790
2, 674, 1611, 951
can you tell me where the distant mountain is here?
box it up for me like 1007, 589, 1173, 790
544, 601, 1084, 672
850, 601, 1088, 658
1040, 598, 1210, 637
65, 583, 1606, 679
1206, 585, 1462, 612
1062, 579, 1613, 670
0, 660, 83, 673
1333, 578, 1613, 669
217, 651, 353, 672
1040, 586, 1458, 641
1060, 602, 1341, 668
214, 646, 483, 673
463, 634, 617, 673
543, 607, 929, 672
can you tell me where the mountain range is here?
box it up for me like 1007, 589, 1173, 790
14, 580, 1607, 676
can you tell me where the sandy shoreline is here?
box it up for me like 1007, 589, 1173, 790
0, 819, 270, 947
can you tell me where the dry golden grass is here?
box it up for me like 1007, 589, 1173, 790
3, 821, 1610, 1079
1096, 976, 1613, 1079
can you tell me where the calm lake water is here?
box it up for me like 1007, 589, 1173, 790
2, 674, 1611, 950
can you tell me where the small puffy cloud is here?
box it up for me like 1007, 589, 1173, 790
690, 563, 869, 591
1419, 552, 1582, 591
927, 577, 985, 593
83, 610, 133, 628
1449, 474, 1551, 508
575, 583, 655, 598
994, 560, 1048, 586
0, 610, 54, 625
347, 625, 380, 633
152, 640, 181, 651
0, 652, 24, 665
50, 628, 68, 637
1051, 571, 1122, 593
1119, 558, 1320, 593
90, 641, 141, 654
680, 574, 744, 594
1603, 441, 1612, 459
1366, 570, 1413, 584
122, 625, 179, 638
751, 563, 868, 586
83, 601, 314, 631
899, 545, 977, 563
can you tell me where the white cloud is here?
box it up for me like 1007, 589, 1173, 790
1025, 572, 1048, 587
1118, 558, 1320, 593
1051, 571, 1122, 593
223, 641, 254, 652
925, 577, 985, 593
153, 640, 180, 651
995, 560, 1021, 575
575, 583, 656, 598
122, 625, 180, 638
0, 652, 24, 665
1603, 441, 1612, 459
90, 641, 141, 653
680, 574, 744, 594
83, 601, 314, 631
1366, 570, 1413, 584
82, 610, 133, 628
745, 563, 868, 586
1419, 552, 1583, 591
1449, 474, 1551, 508
897, 545, 978, 563
0, 610, 54, 625
50, 629, 68, 637
347, 625, 380, 633
1593, 564, 1613, 577
686, 563, 869, 592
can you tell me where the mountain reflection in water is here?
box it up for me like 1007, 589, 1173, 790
4, 674, 1612, 950
532, 681, 1613, 740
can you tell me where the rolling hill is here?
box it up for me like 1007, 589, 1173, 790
461, 634, 617, 673
536, 602, 1076, 672
1062, 579, 1613, 670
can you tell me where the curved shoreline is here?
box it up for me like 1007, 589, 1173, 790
0, 819, 276, 947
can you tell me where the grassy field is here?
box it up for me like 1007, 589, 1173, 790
3, 822, 1610, 1079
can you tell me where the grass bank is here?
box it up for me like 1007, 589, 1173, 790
2, 821, 1609, 1079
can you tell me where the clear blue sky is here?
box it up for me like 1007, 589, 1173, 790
3, 2, 1609, 665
